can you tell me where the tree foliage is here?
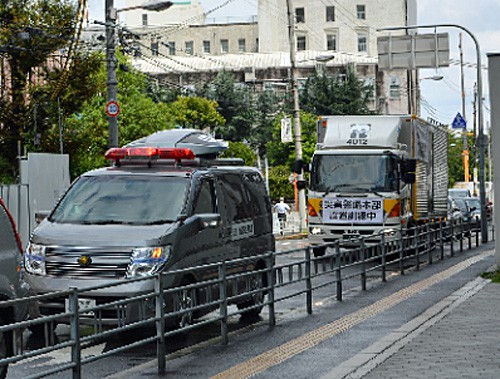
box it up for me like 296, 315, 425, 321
300, 64, 376, 116
166, 96, 225, 130
0, 0, 77, 177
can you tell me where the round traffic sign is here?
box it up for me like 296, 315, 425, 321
106, 100, 120, 117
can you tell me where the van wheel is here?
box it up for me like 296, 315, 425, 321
237, 272, 265, 318
0, 315, 11, 379
174, 279, 197, 329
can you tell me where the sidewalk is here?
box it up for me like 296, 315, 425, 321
105, 241, 499, 379
325, 273, 500, 378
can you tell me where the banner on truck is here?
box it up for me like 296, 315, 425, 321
323, 197, 383, 224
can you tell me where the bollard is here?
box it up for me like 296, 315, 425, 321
335, 241, 342, 301
155, 274, 166, 374
381, 233, 387, 282
306, 247, 312, 315
361, 238, 366, 291
266, 253, 276, 327
439, 221, 444, 260
69, 287, 81, 379
219, 262, 228, 344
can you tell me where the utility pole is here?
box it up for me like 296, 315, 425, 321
459, 33, 469, 183
286, 0, 306, 232
105, 0, 119, 148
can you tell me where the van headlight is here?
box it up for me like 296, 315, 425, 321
127, 246, 171, 278
25, 243, 46, 275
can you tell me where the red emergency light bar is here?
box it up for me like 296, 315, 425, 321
104, 147, 196, 162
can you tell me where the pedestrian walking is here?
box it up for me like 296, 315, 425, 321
274, 197, 291, 235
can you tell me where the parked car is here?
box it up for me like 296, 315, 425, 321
0, 197, 30, 379
25, 129, 275, 330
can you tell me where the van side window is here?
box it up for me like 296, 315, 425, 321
216, 174, 252, 222
241, 172, 270, 218
193, 179, 216, 214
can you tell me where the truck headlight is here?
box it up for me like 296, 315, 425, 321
310, 227, 325, 235
25, 243, 46, 275
127, 246, 171, 278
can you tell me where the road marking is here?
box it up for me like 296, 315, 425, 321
211, 250, 494, 379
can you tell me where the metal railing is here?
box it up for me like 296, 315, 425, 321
0, 218, 493, 378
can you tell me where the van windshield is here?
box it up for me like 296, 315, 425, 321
50, 175, 189, 225
310, 154, 399, 193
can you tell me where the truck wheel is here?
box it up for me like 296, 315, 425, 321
237, 271, 266, 318
0, 315, 11, 379
312, 246, 326, 257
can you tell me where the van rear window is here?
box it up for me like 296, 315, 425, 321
50, 175, 189, 225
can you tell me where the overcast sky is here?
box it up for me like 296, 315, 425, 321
88, 0, 499, 127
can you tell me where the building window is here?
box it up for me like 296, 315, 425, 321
356, 5, 366, 20
167, 41, 176, 55
221, 39, 229, 53
185, 41, 194, 55
238, 38, 246, 52
389, 75, 401, 98
357, 33, 367, 52
142, 14, 148, 26
151, 42, 158, 56
297, 35, 306, 51
295, 7, 305, 23
326, 6, 335, 22
203, 40, 211, 54
326, 34, 337, 51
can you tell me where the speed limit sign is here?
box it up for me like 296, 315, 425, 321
105, 100, 120, 117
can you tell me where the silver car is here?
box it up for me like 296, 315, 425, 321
0, 197, 30, 379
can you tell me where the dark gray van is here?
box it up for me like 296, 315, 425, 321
24, 130, 274, 329
0, 197, 29, 378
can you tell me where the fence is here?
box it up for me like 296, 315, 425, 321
0, 218, 493, 379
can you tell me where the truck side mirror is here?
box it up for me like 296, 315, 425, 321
402, 172, 416, 184
401, 159, 416, 173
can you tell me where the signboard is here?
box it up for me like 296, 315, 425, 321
322, 197, 384, 224
106, 100, 120, 117
281, 117, 293, 143
452, 112, 467, 129
377, 33, 450, 70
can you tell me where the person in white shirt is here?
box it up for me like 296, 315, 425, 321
273, 197, 291, 235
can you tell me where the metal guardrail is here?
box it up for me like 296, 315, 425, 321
0, 218, 493, 378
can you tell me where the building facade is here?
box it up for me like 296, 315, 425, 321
117, 0, 417, 115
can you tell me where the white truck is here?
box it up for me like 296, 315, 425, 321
307, 115, 448, 251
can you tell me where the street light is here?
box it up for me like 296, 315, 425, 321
409, 74, 443, 115
105, 0, 173, 148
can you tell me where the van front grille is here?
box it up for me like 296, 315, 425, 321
45, 246, 132, 278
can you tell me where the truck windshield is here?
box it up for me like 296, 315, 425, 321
310, 154, 399, 193
50, 175, 189, 225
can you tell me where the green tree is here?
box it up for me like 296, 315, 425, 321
166, 96, 225, 130
221, 141, 256, 166
266, 111, 317, 168
198, 70, 256, 142
0, 0, 77, 177
300, 64, 376, 116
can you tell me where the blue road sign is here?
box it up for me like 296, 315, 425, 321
452, 112, 466, 129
